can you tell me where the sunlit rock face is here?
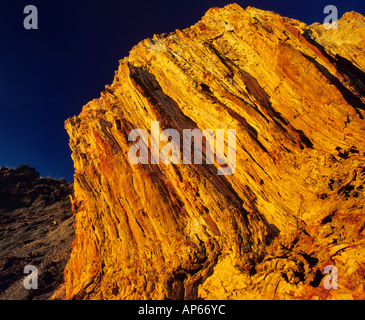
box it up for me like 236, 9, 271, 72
57, 4, 365, 300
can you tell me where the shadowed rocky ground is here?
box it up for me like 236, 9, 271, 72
0, 165, 74, 300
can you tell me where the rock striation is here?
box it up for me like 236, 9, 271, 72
59, 4, 365, 299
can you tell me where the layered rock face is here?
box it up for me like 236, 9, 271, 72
59, 4, 365, 299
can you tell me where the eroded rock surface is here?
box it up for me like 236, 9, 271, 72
58, 4, 365, 299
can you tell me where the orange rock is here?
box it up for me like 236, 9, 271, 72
57, 4, 365, 300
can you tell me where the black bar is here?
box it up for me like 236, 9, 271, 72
0, 300, 363, 319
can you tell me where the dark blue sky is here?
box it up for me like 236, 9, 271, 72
0, 0, 364, 182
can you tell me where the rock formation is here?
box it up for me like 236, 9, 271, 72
0, 166, 73, 299
58, 4, 365, 299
